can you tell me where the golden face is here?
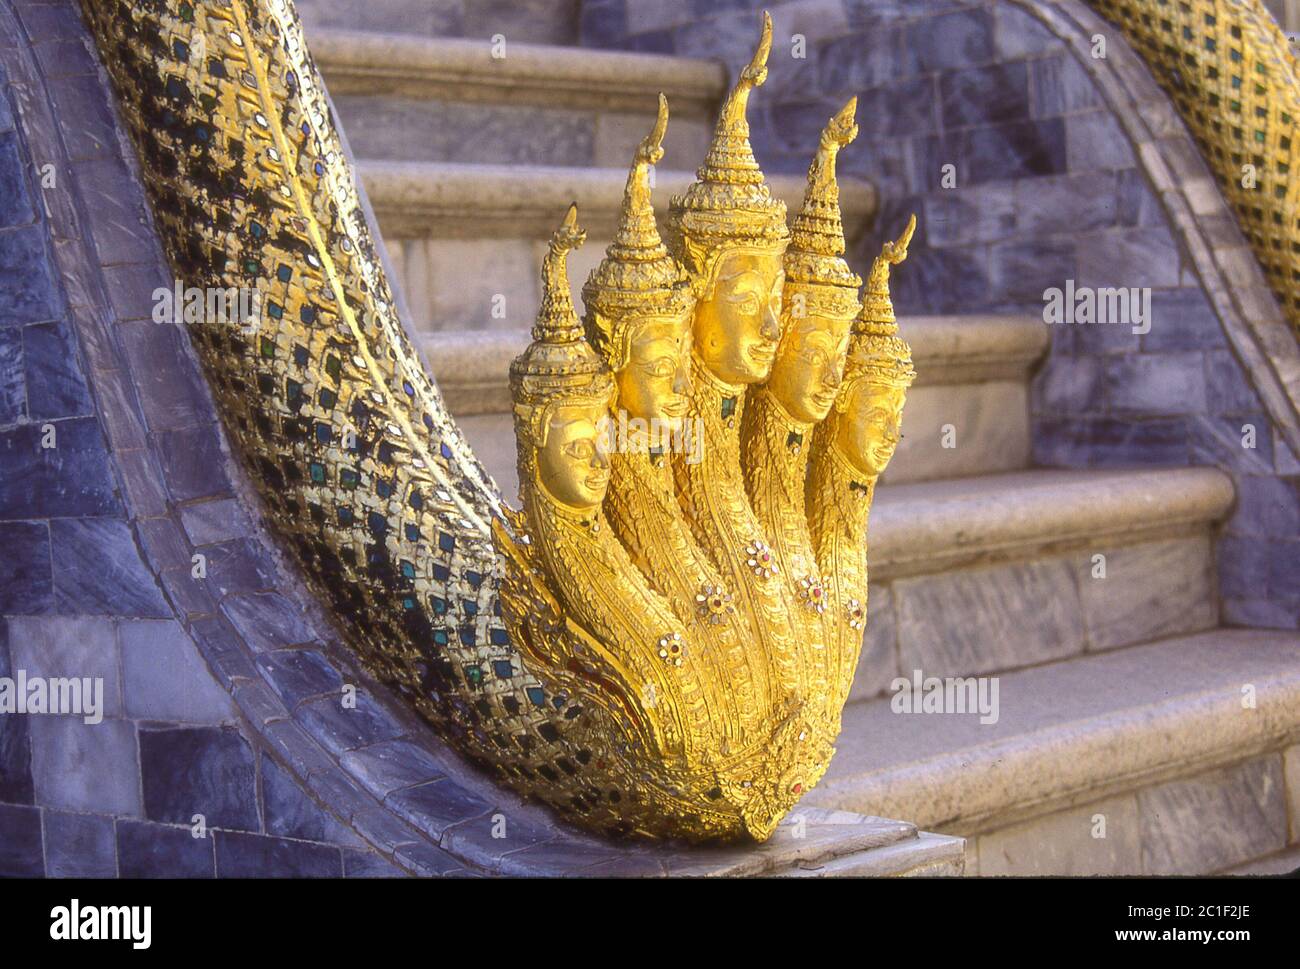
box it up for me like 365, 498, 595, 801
767, 310, 852, 425
693, 250, 785, 385
615, 313, 693, 433
835, 379, 907, 479
536, 401, 612, 511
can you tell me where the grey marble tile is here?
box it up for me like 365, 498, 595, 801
120, 619, 235, 723
261, 753, 362, 847
49, 518, 170, 618
0, 325, 23, 424
1014, 170, 1121, 237
0, 130, 35, 230
1078, 536, 1217, 652
116, 819, 214, 877
461, 0, 580, 45
22, 319, 92, 420
295, 0, 463, 37
902, 6, 996, 73
0, 803, 43, 876
43, 810, 116, 877
940, 61, 1030, 129
0, 520, 51, 616
979, 794, 1141, 875
1032, 415, 1190, 467
1033, 353, 1104, 414
6, 616, 121, 719
214, 830, 343, 878
895, 556, 1086, 678
1076, 227, 1182, 290
139, 725, 259, 832
0, 224, 60, 327
1030, 50, 1103, 118
1139, 756, 1288, 874
30, 716, 141, 817
1066, 110, 1136, 171
1104, 351, 1208, 416
1143, 287, 1227, 352
330, 96, 595, 166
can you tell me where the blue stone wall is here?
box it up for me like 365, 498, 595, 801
580, 0, 1300, 630
0, 2, 403, 877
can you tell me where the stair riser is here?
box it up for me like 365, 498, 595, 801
852, 532, 1220, 703
969, 748, 1296, 876
389, 234, 636, 335
330, 94, 712, 169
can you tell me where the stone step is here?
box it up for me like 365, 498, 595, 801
360, 161, 878, 334
802, 628, 1300, 875
853, 466, 1232, 698
427, 314, 1047, 488
313, 29, 725, 169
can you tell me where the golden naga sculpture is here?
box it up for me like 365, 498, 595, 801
1086, 0, 1300, 340
80, 1, 913, 841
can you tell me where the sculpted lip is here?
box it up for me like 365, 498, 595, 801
660, 398, 688, 418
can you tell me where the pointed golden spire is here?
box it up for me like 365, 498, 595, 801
534, 203, 587, 345
613, 93, 668, 254
512, 206, 611, 425
844, 215, 917, 386
703, 9, 772, 183
668, 11, 788, 274
786, 98, 860, 288
584, 97, 694, 369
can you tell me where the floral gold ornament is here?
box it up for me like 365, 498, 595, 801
845, 598, 866, 631
745, 540, 780, 579
79, 0, 911, 843
799, 575, 829, 614
695, 584, 736, 624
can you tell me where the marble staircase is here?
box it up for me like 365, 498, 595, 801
293, 12, 1300, 875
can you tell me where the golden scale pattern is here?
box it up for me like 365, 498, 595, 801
1088, 0, 1300, 338
82, 1, 920, 841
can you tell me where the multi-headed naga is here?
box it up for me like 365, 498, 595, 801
82, 2, 914, 841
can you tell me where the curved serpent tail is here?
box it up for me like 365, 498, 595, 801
1087, 0, 1300, 338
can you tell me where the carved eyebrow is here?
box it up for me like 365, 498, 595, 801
717, 268, 763, 285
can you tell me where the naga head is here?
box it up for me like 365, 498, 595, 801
667, 11, 789, 387
511, 205, 615, 513
766, 97, 862, 426
832, 215, 917, 480
584, 95, 695, 434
